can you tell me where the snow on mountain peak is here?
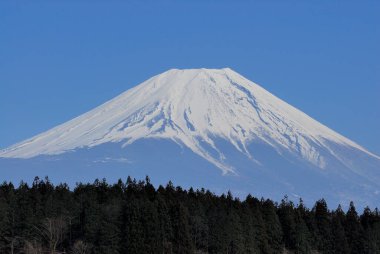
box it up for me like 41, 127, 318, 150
0, 68, 377, 174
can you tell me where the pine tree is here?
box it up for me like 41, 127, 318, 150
345, 201, 365, 254
0, 182, 13, 253
170, 202, 193, 254
245, 195, 271, 253
141, 199, 160, 253
121, 197, 144, 254
240, 204, 259, 253
294, 200, 312, 254
208, 202, 230, 254
189, 202, 209, 252
2, 176, 380, 253
313, 199, 333, 253
262, 199, 283, 253
369, 208, 380, 253
156, 195, 173, 254
95, 201, 121, 254
227, 208, 244, 254
331, 205, 350, 254
278, 196, 297, 250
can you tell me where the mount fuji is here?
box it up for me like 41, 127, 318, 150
1, 68, 379, 208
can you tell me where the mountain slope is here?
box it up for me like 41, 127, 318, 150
1, 68, 379, 208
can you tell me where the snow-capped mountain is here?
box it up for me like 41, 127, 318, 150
1, 68, 379, 208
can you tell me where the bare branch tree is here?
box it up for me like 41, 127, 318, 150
33, 217, 68, 254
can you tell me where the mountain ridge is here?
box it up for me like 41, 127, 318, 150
1, 68, 377, 165
1, 68, 379, 208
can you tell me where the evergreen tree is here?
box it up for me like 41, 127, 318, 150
156, 195, 173, 254
0, 182, 13, 253
345, 201, 365, 254
294, 200, 312, 254
278, 196, 297, 250
240, 204, 260, 253
313, 199, 333, 253
188, 201, 209, 252
369, 208, 380, 253
95, 201, 121, 254
141, 199, 160, 253
170, 202, 193, 254
261, 199, 283, 253
208, 202, 230, 254
331, 205, 350, 254
121, 197, 144, 254
245, 195, 271, 253
1, 176, 380, 253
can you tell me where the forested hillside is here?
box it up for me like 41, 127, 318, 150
0, 176, 379, 254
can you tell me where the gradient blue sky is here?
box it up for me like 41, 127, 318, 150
1, 1, 379, 155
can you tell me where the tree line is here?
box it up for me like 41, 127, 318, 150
0, 176, 379, 254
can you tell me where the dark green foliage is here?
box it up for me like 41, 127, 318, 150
294, 200, 312, 254
278, 196, 297, 250
262, 199, 283, 253
345, 202, 365, 254
331, 205, 350, 254
313, 199, 333, 252
0, 176, 379, 254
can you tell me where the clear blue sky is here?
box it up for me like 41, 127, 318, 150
1, 1, 379, 155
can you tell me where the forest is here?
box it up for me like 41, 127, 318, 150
0, 176, 379, 254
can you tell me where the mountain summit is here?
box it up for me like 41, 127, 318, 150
1, 68, 379, 208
